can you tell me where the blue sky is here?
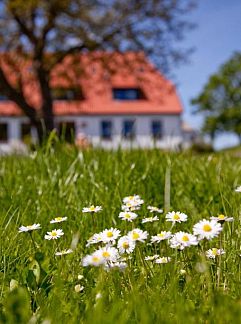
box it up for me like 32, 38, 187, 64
174, 0, 241, 149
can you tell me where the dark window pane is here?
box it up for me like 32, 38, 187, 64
152, 121, 162, 139
101, 121, 112, 139
0, 123, 8, 141
123, 120, 135, 139
58, 122, 75, 142
113, 88, 145, 100
52, 87, 84, 100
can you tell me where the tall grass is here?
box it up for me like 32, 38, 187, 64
1, 146, 241, 323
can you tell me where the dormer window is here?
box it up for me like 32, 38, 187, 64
112, 88, 145, 100
52, 87, 84, 101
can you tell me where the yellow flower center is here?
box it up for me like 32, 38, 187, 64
182, 235, 189, 242
27, 225, 33, 229
89, 206, 95, 211
125, 213, 131, 219
218, 214, 225, 220
107, 231, 113, 238
173, 214, 180, 220
132, 232, 140, 240
55, 217, 63, 221
203, 224, 212, 232
211, 248, 218, 255
92, 256, 100, 262
158, 233, 165, 238
123, 242, 129, 249
51, 231, 57, 237
102, 251, 110, 258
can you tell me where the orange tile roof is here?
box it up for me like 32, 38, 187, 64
0, 52, 183, 116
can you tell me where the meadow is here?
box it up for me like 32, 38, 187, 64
1, 144, 241, 323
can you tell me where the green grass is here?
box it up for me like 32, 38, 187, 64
1, 145, 241, 323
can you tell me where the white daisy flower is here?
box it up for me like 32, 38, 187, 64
123, 195, 144, 205
117, 236, 136, 254
151, 231, 172, 243
169, 232, 198, 250
86, 233, 102, 247
100, 228, 121, 243
165, 211, 188, 223
142, 216, 159, 223
82, 205, 102, 213
105, 261, 127, 271
144, 255, 159, 261
118, 211, 138, 222
210, 214, 234, 223
235, 186, 241, 192
95, 246, 119, 262
193, 219, 222, 240
55, 249, 73, 256
147, 206, 163, 213
18, 223, 41, 232
155, 257, 171, 264
128, 228, 148, 242
121, 204, 141, 212
44, 229, 64, 240
206, 248, 225, 259
50, 217, 67, 224
82, 252, 105, 267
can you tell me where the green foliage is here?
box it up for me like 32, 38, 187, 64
1, 147, 241, 322
192, 52, 241, 141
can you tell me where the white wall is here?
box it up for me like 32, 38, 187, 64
0, 114, 183, 150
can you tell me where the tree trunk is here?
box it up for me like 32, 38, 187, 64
36, 64, 55, 142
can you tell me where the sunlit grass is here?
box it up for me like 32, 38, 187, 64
1, 146, 241, 323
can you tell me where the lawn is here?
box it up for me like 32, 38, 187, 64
1, 145, 241, 323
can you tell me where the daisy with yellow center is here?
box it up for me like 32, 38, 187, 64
193, 219, 222, 240
170, 232, 198, 250
206, 248, 225, 259
86, 233, 102, 247
82, 252, 105, 267
19, 223, 41, 232
142, 216, 159, 223
165, 211, 188, 223
128, 228, 148, 242
50, 216, 67, 224
151, 231, 172, 243
147, 206, 163, 213
100, 228, 121, 243
44, 229, 64, 240
119, 211, 138, 222
118, 236, 136, 254
96, 247, 119, 262
210, 214, 234, 223
145, 255, 160, 261
82, 205, 102, 213
55, 249, 73, 256
155, 257, 171, 264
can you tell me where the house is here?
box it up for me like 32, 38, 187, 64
0, 52, 184, 151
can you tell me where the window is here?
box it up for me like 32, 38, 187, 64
0, 123, 8, 141
112, 88, 145, 100
58, 122, 75, 142
101, 121, 112, 139
123, 120, 135, 139
151, 121, 162, 139
21, 123, 32, 141
52, 87, 84, 101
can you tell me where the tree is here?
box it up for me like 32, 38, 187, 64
0, 0, 195, 142
192, 52, 241, 143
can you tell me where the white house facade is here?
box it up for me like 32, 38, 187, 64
0, 52, 185, 152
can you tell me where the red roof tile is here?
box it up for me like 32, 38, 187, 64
0, 52, 183, 116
